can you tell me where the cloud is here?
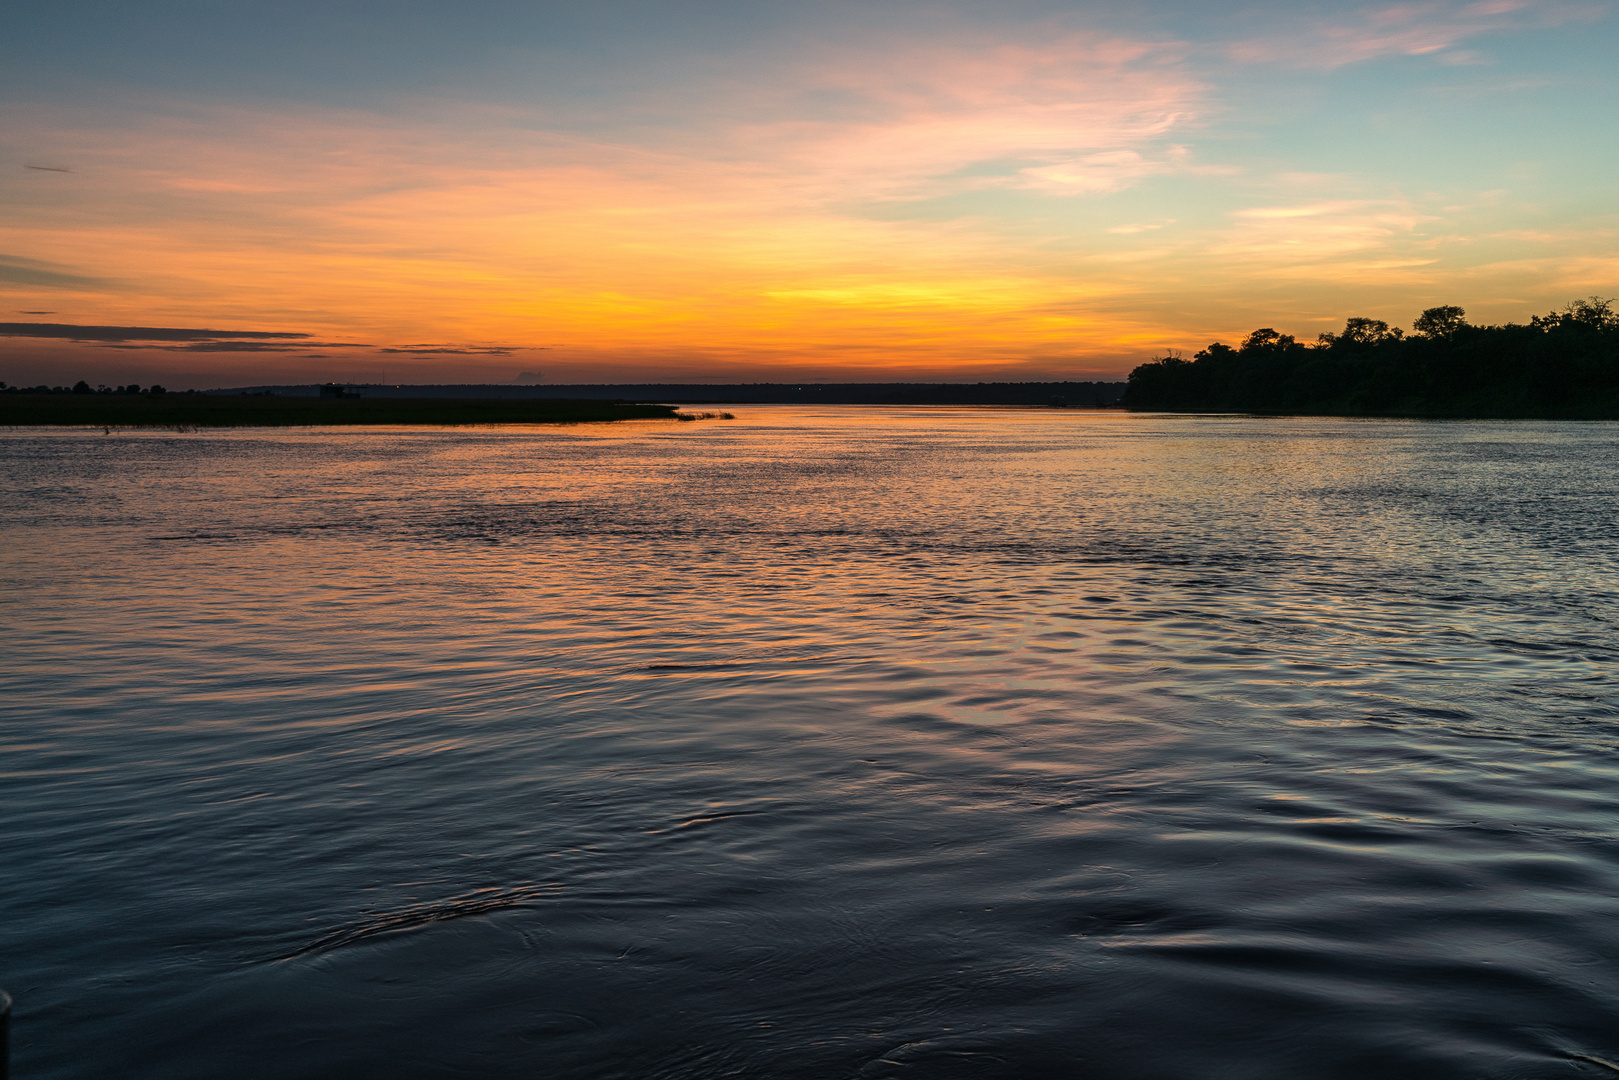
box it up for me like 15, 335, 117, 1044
0, 319, 529, 358
0, 255, 116, 290
1227, 0, 1601, 68
747, 32, 1205, 203
378, 345, 516, 355
1107, 219, 1176, 234
95, 340, 368, 353
1207, 199, 1439, 283
0, 321, 310, 342
1017, 150, 1169, 196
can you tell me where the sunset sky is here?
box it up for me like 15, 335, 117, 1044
3, 0, 1616, 387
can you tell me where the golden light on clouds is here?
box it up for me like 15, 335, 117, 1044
2, 4, 1615, 385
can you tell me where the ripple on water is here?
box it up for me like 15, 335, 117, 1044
0, 413, 1617, 1079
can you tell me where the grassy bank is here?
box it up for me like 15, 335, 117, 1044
0, 394, 680, 427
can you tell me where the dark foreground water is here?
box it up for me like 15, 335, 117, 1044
3, 408, 1617, 1079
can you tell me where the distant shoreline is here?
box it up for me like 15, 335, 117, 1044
0, 394, 681, 428
210, 381, 1128, 407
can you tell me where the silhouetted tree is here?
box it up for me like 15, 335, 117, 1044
1533, 296, 1617, 332
1123, 297, 1619, 417
1413, 306, 1468, 338
1320, 317, 1403, 348
72, 380, 91, 394
1240, 328, 1296, 353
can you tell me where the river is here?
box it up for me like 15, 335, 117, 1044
3, 408, 1617, 1078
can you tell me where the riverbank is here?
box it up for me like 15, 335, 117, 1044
0, 394, 681, 427
1122, 301, 1619, 419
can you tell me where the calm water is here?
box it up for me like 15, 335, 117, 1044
3, 408, 1618, 1079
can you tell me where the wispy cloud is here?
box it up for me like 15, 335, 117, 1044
1107, 219, 1177, 235
0, 321, 310, 342
1210, 199, 1438, 281
1228, 0, 1602, 68
0, 320, 535, 358
738, 33, 1204, 202
0, 254, 116, 290
96, 340, 371, 353
379, 345, 516, 355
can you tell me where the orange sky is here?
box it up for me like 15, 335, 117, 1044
3, 4, 1617, 387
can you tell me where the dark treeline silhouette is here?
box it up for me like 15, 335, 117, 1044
1, 380, 170, 395
1123, 299, 1619, 418
0, 394, 677, 427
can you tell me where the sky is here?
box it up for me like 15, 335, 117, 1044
2, 0, 1616, 388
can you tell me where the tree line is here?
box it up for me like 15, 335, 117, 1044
1122, 299, 1619, 418
1, 381, 173, 395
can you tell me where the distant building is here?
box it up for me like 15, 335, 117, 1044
318, 383, 361, 399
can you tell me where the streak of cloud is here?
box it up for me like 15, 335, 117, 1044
0, 256, 116, 290
0, 322, 311, 342
378, 346, 517, 355
1226, 0, 1603, 68
94, 340, 371, 353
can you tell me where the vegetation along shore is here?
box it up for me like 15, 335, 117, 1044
0, 389, 682, 427
1124, 298, 1619, 418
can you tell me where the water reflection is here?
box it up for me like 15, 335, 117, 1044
1, 409, 1617, 1078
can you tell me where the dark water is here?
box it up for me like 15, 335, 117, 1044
3, 408, 1617, 1079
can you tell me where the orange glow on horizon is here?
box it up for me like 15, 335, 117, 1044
4, 16, 1616, 388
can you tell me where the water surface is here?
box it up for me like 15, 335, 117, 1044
3, 408, 1617, 1078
